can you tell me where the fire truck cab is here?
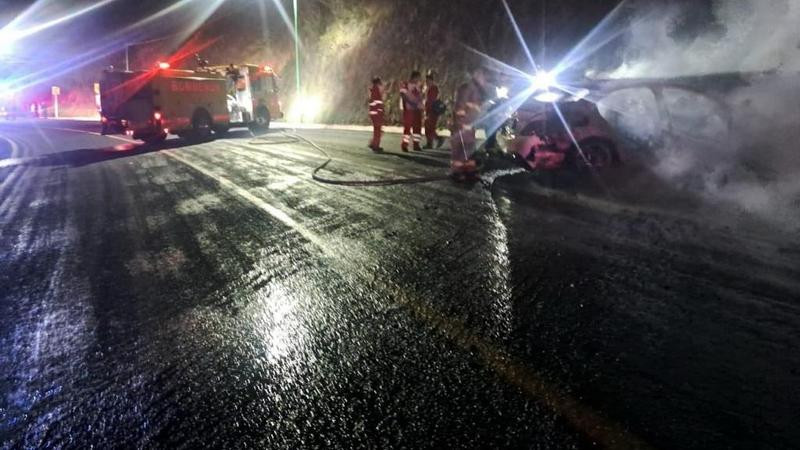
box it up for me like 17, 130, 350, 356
99, 62, 282, 144
210, 64, 283, 132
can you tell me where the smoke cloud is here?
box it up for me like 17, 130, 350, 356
598, 0, 800, 228
611, 0, 800, 77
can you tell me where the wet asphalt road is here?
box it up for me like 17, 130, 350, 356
1, 119, 799, 449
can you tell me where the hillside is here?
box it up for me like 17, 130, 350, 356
95, 0, 623, 124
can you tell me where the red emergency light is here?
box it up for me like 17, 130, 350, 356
153, 111, 162, 121
158, 62, 171, 70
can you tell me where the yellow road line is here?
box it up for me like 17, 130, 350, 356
402, 297, 651, 450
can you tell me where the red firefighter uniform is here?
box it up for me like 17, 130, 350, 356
368, 81, 384, 151
451, 72, 489, 176
400, 78, 424, 151
424, 82, 441, 148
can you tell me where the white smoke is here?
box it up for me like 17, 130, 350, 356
598, 0, 800, 228
611, 0, 800, 78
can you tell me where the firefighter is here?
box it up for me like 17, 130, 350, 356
399, 70, 424, 152
225, 64, 239, 95
225, 63, 237, 77
423, 70, 445, 149
367, 77, 385, 152
450, 66, 490, 180
195, 53, 209, 70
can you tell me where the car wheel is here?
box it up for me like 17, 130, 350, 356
576, 138, 616, 169
214, 126, 229, 138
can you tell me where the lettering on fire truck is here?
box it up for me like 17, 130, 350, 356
169, 80, 221, 93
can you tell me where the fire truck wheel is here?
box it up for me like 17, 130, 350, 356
214, 126, 229, 138
249, 106, 271, 135
190, 109, 213, 142
143, 132, 167, 144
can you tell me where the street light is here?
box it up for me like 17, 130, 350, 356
293, 0, 300, 94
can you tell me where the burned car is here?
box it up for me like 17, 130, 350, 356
504, 93, 621, 171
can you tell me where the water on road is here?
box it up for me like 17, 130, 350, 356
1, 120, 799, 449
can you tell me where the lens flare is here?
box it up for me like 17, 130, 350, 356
495, 86, 509, 99
269, 0, 299, 46
569, 88, 590, 101
461, 44, 530, 79
3, 0, 225, 96
552, 0, 631, 76
287, 94, 323, 123
0, 0, 119, 44
530, 71, 556, 92
500, 0, 538, 71
533, 91, 563, 103
462, 0, 626, 190
119, 0, 198, 33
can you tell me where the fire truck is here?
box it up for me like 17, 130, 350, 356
100, 62, 282, 143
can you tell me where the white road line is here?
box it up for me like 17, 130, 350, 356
162, 150, 329, 252
0, 134, 24, 219
0, 133, 21, 159
0, 157, 36, 169
45, 127, 139, 144
0, 134, 36, 219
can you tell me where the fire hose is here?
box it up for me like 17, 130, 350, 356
249, 131, 453, 187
